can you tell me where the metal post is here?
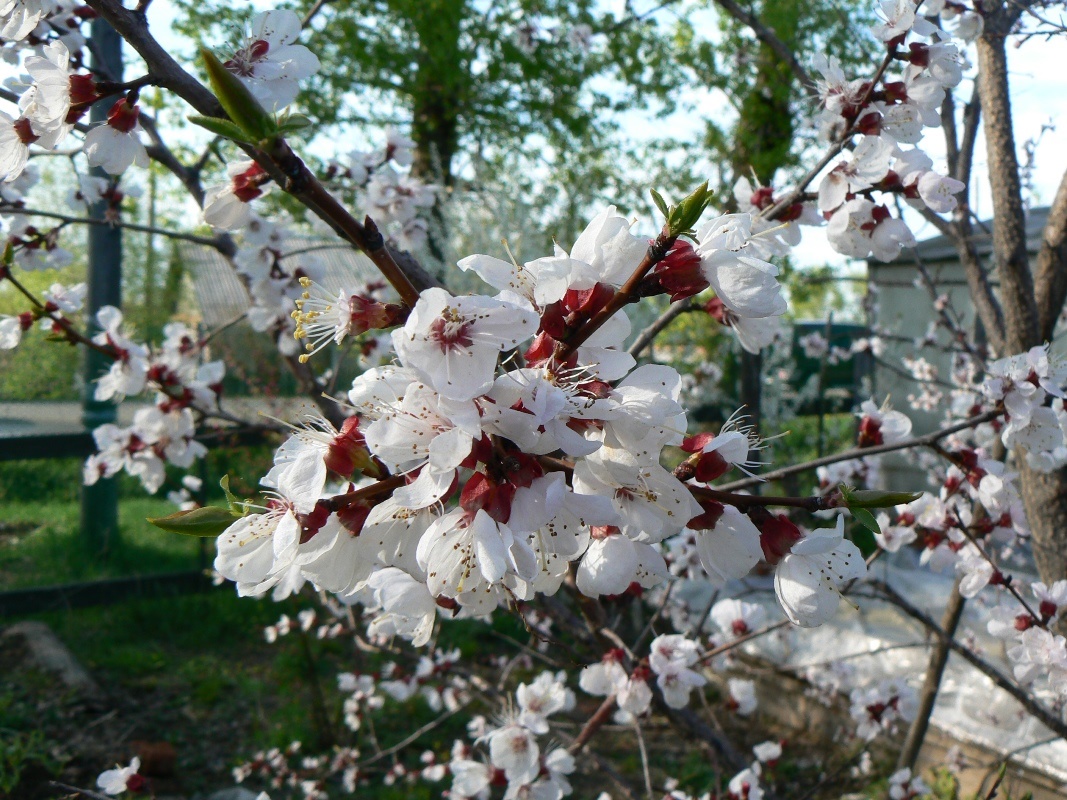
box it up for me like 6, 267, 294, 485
80, 19, 123, 558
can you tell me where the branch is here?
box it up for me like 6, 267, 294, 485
567, 695, 618, 753
715, 409, 1002, 491
627, 296, 698, 357
869, 580, 1067, 740
896, 579, 966, 771
690, 485, 831, 512
83, 0, 435, 305
763, 47, 898, 219
555, 228, 675, 361
1, 206, 226, 250
1034, 166, 1067, 341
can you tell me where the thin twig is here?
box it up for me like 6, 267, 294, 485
627, 297, 698, 357
716, 409, 1001, 491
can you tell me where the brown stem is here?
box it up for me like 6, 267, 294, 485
975, 30, 1039, 352
323, 474, 405, 513
690, 485, 831, 513
763, 47, 898, 220
716, 409, 1002, 491
554, 229, 675, 362
627, 296, 699, 357
2, 206, 225, 250
895, 580, 966, 771
83, 0, 435, 305
567, 694, 618, 754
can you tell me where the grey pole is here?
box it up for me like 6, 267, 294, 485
80, 19, 124, 557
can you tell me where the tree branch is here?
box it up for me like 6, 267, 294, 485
896, 579, 966, 771
2, 206, 226, 250
715, 409, 1002, 491
975, 28, 1040, 351
83, 0, 436, 304
869, 579, 1067, 740
627, 297, 698, 357
1034, 166, 1067, 341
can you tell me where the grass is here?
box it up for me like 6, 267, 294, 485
0, 582, 499, 798
0, 497, 205, 590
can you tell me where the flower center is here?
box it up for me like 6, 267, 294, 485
429, 308, 474, 352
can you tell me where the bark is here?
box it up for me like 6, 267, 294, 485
975, 31, 1040, 352
1034, 167, 1067, 341
409, 0, 464, 185
974, 20, 1067, 583
1019, 462, 1067, 584
896, 581, 966, 771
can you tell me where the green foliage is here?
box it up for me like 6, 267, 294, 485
928, 767, 961, 800
0, 728, 64, 794
147, 505, 239, 537
0, 498, 202, 589
677, 0, 878, 190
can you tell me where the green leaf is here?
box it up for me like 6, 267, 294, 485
845, 489, 923, 508
147, 506, 236, 537
187, 114, 257, 143
667, 180, 711, 237
219, 474, 246, 516
650, 188, 670, 220
277, 114, 312, 134
849, 506, 881, 536
200, 47, 277, 140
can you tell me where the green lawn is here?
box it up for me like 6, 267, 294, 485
0, 498, 205, 590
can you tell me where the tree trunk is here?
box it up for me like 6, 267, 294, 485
409, 0, 464, 186
408, 0, 465, 265
1019, 463, 1067, 584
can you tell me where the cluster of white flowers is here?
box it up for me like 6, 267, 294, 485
81, 313, 224, 494
873, 454, 1028, 574
0, 29, 153, 181
205, 124, 435, 253
664, 740, 781, 800
902, 355, 944, 411
447, 670, 576, 800
982, 346, 1067, 472
988, 579, 1067, 695
811, 1, 969, 262
214, 204, 871, 637
797, 330, 855, 365
888, 767, 933, 800
262, 608, 316, 642
849, 678, 918, 740
0, 278, 83, 349
233, 740, 317, 796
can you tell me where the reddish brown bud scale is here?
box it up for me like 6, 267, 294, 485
688, 499, 725, 530
13, 118, 38, 145
325, 415, 372, 477
753, 511, 803, 564
232, 162, 271, 202
857, 415, 883, 447
651, 239, 707, 302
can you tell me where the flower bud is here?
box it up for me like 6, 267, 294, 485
649, 239, 707, 302
751, 509, 803, 564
